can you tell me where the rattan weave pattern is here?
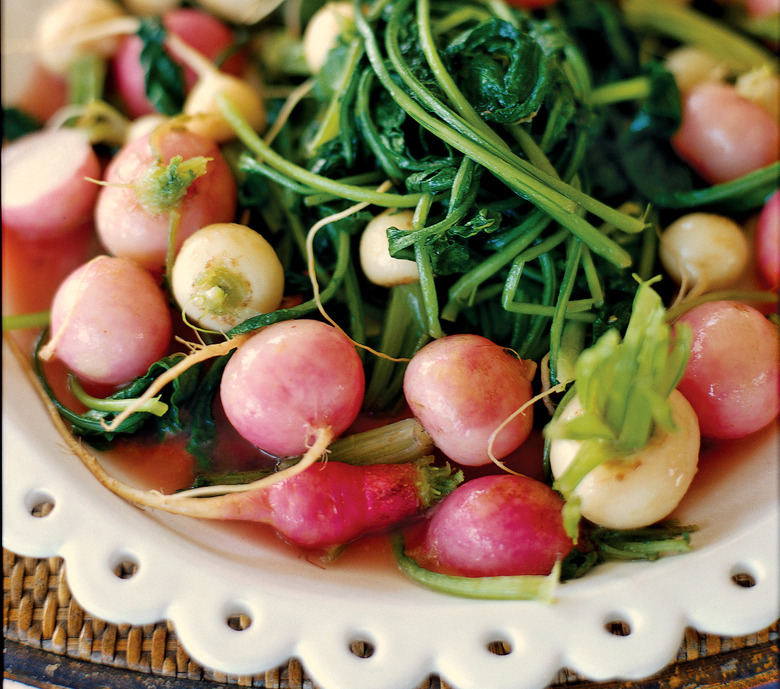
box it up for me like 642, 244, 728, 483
3, 548, 778, 689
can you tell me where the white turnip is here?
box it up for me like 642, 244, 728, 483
40, 255, 173, 387
403, 334, 536, 467
35, 0, 126, 76
302, 2, 355, 74
170, 222, 285, 332
1, 128, 101, 241
549, 390, 700, 530
659, 212, 749, 300
359, 209, 420, 287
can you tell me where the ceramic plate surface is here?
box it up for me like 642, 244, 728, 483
3, 4, 779, 689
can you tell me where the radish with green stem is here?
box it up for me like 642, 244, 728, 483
2, 127, 102, 241
659, 212, 749, 302
546, 279, 697, 533
171, 222, 285, 332
220, 319, 365, 476
40, 255, 173, 388
94, 126, 236, 274
403, 334, 536, 468
56, 421, 462, 550
674, 300, 779, 439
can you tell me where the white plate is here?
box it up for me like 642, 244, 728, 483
3, 3, 779, 688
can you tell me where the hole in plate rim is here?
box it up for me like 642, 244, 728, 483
24, 488, 57, 518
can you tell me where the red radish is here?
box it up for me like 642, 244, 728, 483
1, 128, 101, 241
65, 452, 458, 552
672, 81, 780, 184
409, 474, 573, 577
220, 319, 365, 457
113, 8, 246, 118
40, 255, 173, 387
94, 126, 236, 273
14, 63, 68, 123
746, 0, 780, 16
403, 334, 536, 467
755, 190, 780, 291
675, 301, 779, 439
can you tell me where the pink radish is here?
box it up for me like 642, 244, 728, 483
94, 126, 236, 273
220, 319, 365, 458
40, 255, 173, 387
755, 190, 780, 291
410, 474, 573, 577
403, 334, 536, 467
675, 301, 779, 439
68, 447, 457, 551
113, 8, 246, 118
672, 81, 779, 184
1, 128, 101, 241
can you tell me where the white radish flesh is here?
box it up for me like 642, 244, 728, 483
171, 222, 285, 332
359, 209, 420, 287
549, 390, 700, 530
659, 212, 749, 299
35, 0, 127, 76
1, 128, 101, 241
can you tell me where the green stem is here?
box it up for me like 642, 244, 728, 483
69, 376, 169, 417
217, 96, 423, 208
359, 4, 637, 266
622, 0, 777, 72
2, 311, 50, 331
590, 76, 652, 106
392, 533, 560, 601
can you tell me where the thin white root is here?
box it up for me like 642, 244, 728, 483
264, 78, 315, 146
103, 333, 249, 431
486, 382, 568, 473
173, 426, 335, 498
305, 181, 411, 364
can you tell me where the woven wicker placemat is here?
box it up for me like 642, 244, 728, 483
3, 548, 778, 689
